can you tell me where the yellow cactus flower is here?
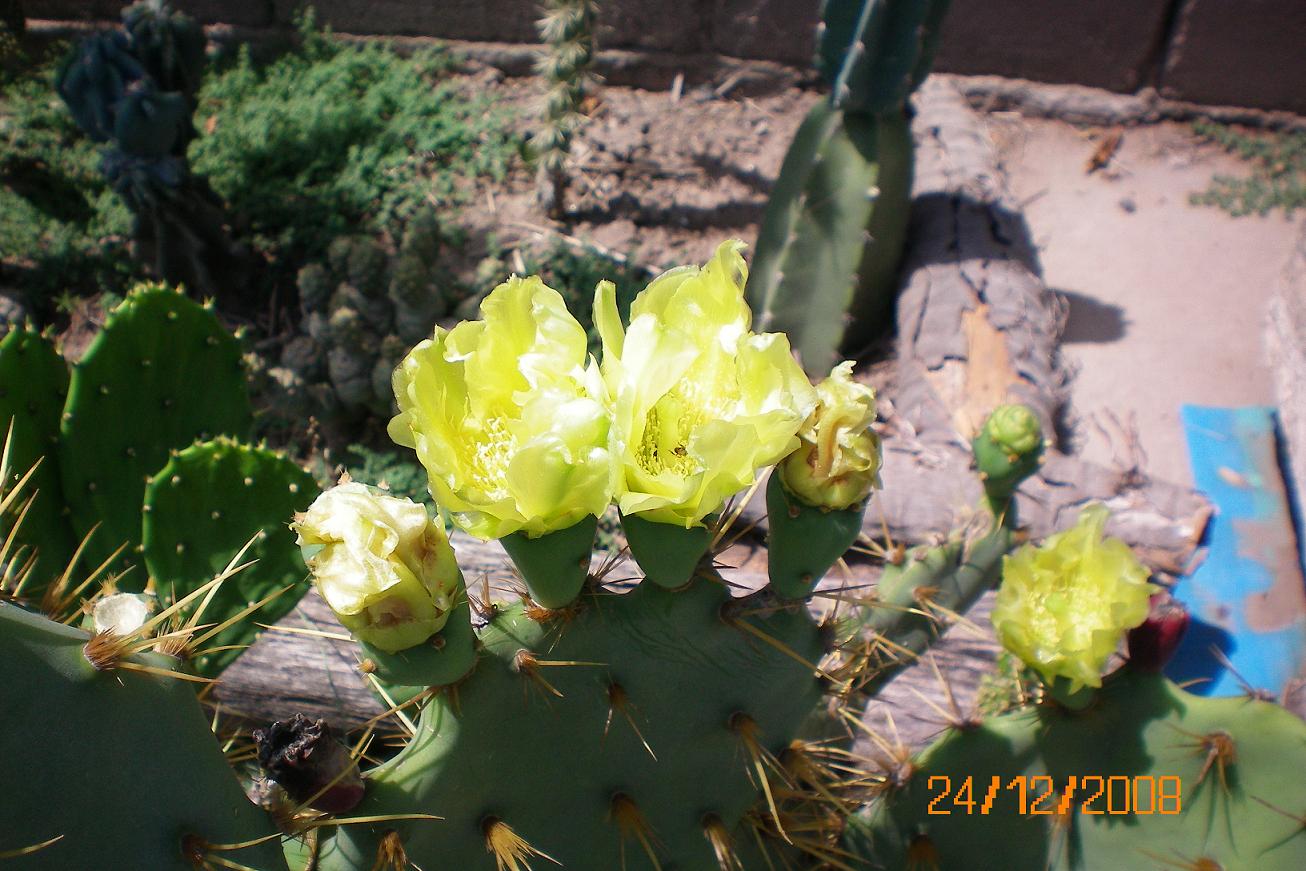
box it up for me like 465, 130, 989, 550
293, 482, 463, 653
595, 240, 816, 527
778, 361, 881, 510
389, 276, 615, 540
991, 504, 1155, 690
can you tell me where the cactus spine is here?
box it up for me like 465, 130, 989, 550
749, 0, 952, 375
533, 0, 598, 219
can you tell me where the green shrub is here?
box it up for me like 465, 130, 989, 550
191, 17, 519, 272
1191, 119, 1306, 217
0, 68, 139, 304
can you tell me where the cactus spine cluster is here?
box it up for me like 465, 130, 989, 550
54, 1, 250, 307
749, 0, 952, 375
0, 283, 317, 676
533, 0, 598, 219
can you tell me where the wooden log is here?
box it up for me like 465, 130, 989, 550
742, 79, 1210, 575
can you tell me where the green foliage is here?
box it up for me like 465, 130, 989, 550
1191, 119, 1306, 217
0, 67, 139, 303
191, 19, 517, 270
344, 442, 431, 505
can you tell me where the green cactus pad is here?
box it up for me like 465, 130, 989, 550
308, 576, 826, 870
142, 437, 316, 677
846, 668, 1306, 869
59, 284, 252, 579
500, 515, 597, 608
620, 511, 712, 590
765, 473, 866, 600
748, 103, 913, 375
0, 602, 287, 870
0, 327, 75, 593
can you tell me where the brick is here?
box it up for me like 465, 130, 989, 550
1161, 0, 1306, 114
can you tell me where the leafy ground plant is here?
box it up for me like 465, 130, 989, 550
192, 14, 519, 277
1190, 118, 1306, 217
0, 63, 139, 306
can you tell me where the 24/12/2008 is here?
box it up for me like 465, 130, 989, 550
925, 775, 1183, 816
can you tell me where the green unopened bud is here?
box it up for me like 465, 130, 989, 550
778, 361, 881, 510
292, 482, 463, 653
991, 504, 1155, 692
972, 403, 1045, 512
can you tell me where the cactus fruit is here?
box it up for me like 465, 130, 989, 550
845, 667, 1306, 869
0, 327, 74, 593
749, 0, 954, 375
0, 601, 288, 870
533, 0, 598, 218
972, 402, 1045, 512
141, 438, 317, 677
59, 284, 251, 575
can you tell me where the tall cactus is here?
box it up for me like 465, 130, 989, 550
749, 0, 953, 376
55, 1, 252, 309
533, 0, 598, 219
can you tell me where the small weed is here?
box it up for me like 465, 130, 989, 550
1190, 119, 1306, 217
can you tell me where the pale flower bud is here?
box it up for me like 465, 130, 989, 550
292, 482, 463, 653
778, 361, 881, 510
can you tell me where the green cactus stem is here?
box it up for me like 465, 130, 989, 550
500, 514, 598, 609
765, 472, 866, 600
533, 0, 598, 219
620, 512, 712, 591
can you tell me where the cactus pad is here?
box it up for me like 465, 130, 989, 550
59, 284, 251, 578
311, 576, 827, 870
847, 668, 1306, 869
0, 602, 286, 870
142, 437, 317, 676
0, 327, 74, 592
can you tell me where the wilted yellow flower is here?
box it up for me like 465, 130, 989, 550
778, 361, 881, 510
293, 482, 463, 653
992, 504, 1154, 690
595, 240, 817, 527
389, 276, 615, 540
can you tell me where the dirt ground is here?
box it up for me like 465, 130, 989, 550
469, 70, 1303, 491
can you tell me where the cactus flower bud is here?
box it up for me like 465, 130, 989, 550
389, 275, 615, 540
595, 239, 816, 528
1126, 593, 1190, 672
292, 482, 463, 653
778, 361, 881, 510
972, 403, 1045, 510
991, 504, 1155, 691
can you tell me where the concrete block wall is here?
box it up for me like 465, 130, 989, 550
24, 0, 1306, 114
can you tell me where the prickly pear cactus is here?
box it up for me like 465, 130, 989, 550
0, 601, 288, 870
142, 438, 318, 677
0, 327, 74, 592
846, 668, 1306, 869
59, 284, 251, 575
